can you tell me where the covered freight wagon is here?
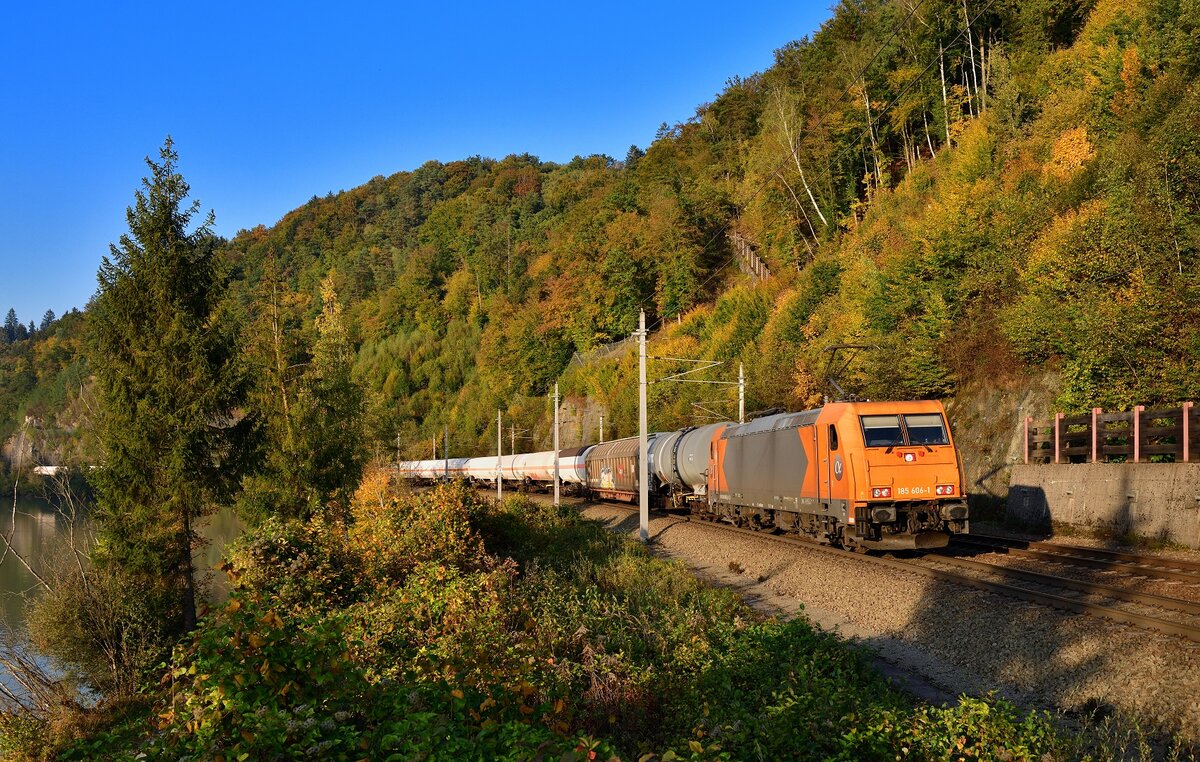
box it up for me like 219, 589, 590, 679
584, 435, 657, 503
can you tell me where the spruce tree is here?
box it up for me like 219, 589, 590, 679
3, 308, 18, 343
89, 137, 248, 634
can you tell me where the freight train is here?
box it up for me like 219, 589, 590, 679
398, 400, 968, 551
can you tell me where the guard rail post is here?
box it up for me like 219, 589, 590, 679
1184, 401, 1193, 463
1054, 412, 1064, 464
1133, 405, 1144, 463
1024, 416, 1032, 464
1091, 407, 1102, 463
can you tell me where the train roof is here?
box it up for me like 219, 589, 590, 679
724, 408, 821, 437
722, 399, 946, 438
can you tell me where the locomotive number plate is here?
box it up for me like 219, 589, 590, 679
897, 486, 931, 496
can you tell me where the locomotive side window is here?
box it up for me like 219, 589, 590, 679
904, 413, 950, 445
828, 424, 839, 451
860, 415, 903, 447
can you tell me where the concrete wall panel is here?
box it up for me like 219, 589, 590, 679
1007, 464, 1200, 547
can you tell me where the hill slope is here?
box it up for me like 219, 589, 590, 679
3, 0, 1198, 481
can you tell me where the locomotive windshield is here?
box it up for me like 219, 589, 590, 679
859, 413, 950, 447
904, 413, 950, 445
860, 415, 903, 447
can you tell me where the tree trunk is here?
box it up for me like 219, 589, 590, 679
181, 507, 196, 632
963, 57, 975, 118
776, 171, 819, 240
271, 280, 292, 447
940, 46, 952, 143
901, 124, 911, 172
863, 84, 883, 184
773, 89, 829, 227
980, 36, 989, 111
962, 0, 981, 112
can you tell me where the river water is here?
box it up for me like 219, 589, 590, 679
0, 495, 244, 628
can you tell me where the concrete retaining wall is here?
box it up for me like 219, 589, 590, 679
1006, 464, 1200, 548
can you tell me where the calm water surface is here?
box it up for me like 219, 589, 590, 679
0, 495, 244, 628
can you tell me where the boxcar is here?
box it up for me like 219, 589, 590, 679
584, 435, 658, 503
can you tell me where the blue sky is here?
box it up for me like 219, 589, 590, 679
0, 1, 830, 323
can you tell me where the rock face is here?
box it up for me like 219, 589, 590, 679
1, 423, 36, 468
2, 396, 88, 470
944, 372, 1059, 516
556, 395, 608, 450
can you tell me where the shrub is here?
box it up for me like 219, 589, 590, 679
225, 513, 361, 611
26, 558, 170, 697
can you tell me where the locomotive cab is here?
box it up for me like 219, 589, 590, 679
842, 403, 968, 550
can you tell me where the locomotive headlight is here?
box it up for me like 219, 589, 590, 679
870, 487, 892, 498
935, 484, 956, 496
903, 452, 916, 463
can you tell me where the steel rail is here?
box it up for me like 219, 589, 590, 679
925, 552, 1200, 616
952, 537, 1200, 584
968, 534, 1200, 574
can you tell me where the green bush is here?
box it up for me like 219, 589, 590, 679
58, 483, 1177, 760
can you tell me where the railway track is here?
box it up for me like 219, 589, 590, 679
577, 501, 1200, 644
953, 534, 1200, 584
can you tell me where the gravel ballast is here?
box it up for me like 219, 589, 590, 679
574, 502, 1200, 742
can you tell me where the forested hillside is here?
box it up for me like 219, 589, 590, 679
4, 0, 1200, 756
4, 0, 1199, 475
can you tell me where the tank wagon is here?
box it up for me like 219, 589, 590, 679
650, 422, 728, 507
398, 399, 967, 551
398, 449, 592, 491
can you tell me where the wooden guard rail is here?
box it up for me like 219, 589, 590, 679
1024, 402, 1199, 464
729, 229, 771, 284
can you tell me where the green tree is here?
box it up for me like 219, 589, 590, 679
239, 274, 367, 523
3, 308, 18, 343
89, 137, 248, 636
39, 309, 56, 332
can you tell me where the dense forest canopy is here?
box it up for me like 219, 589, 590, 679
3, 0, 1199, 475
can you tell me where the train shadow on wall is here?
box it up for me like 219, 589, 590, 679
969, 464, 1042, 533
1001, 483, 1052, 537
1003, 469, 1147, 550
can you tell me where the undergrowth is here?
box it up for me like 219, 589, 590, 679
11, 473, 1195, 760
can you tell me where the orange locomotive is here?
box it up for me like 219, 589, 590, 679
690, 400, 967, 550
